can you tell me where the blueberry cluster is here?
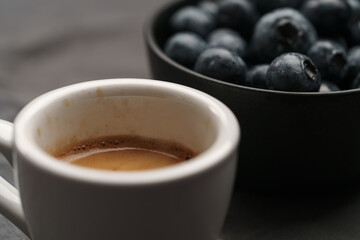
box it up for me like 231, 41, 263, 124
164, 0, 360, 92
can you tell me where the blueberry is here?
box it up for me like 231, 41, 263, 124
346, 0, 360, 45
301, 0, 350, 37
207, 28, 247, 57
307, 40, 347, 85
320, 80, 341, 92
217, 0, 259, 40
246, 64, 269, 89
326, 37, 348, 50
254, 0, 303, 14
170, 6, 216, 38
343, 46, 360, 88
251, 8, 317, 63
198, 1, 219, 18
266, 53, 321, 92
164, 32, 207, 69
194, 48, 247, 85
351, 72, 360, 88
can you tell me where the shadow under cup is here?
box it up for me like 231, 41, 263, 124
14, 79, 239, 240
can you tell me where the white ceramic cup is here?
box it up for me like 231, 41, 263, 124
0, 79, 240, 240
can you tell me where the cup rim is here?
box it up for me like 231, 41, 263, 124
14, 78, 240, 186
144, 0, 360, 96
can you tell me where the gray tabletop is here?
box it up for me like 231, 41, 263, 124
1, 0, 360, 239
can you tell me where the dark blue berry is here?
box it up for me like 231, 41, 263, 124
246, 64, 269, 89
251, 8, 317, 63
342, 46, 360, 88
170, 6, 216, 38
320, 80, 341, 92
164, 32, 207, 69
301, 0, 350, 37
194, 48, 247, 85
326, 37, 348, 50
207, 28, 247, 57
346, 0, 360, 45
254, 0, 303, 14
198, 1, 219, 18
217, 0, 259, 40
351, 72, 360, 88
307, 40, 347, 86
266, 53, 321, 92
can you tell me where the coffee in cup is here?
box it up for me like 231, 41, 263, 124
55, 135, 195, 171
0, 79, 240, 240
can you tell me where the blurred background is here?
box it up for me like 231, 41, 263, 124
0, 0, 169, 238
0, 0, 171, 121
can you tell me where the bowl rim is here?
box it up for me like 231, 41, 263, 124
144, 0, 360, 97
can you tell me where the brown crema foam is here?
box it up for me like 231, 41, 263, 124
54, 135, 196, 171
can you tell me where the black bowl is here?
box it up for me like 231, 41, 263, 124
144, 0, 360, 190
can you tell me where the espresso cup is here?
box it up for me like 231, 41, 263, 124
0, 79, 240, 240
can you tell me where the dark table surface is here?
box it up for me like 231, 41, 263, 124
2, 0, 360, 239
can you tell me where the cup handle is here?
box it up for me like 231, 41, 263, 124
0, 120, 29, 236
